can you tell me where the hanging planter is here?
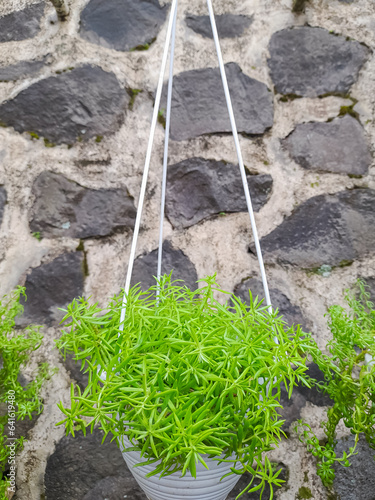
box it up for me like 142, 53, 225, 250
55, 0, 320, 498
119, 434, 240, 500
56, 275, 318, 499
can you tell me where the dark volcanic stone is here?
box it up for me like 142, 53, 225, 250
233, 277, 306, 328
45, 428, 145, 500
0, 186, 6, 226
297, 363, 334, 407
63, 353, 89, 391
82, 476, 146, 500
164, 63, 274, 140
80, 0, 167, 52
333, 434, 375, 500
278, 363, 333, 430
0, 65, 128, 144
131, 241, 198, 291
19, 252, 85, 326
0, 3, 44, 43
363, 277, 375, 300
278, 384, 307, 430
268, 27, 370, 97
283, 115, 371, 175
11, 412, 40, 441
258, 189, 375, 268
0, 57, 46, 82
165, 157, 273, 229
30, 171, 136, 239
186, 14, 252, 39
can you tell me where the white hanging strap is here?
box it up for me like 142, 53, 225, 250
119, 0, 178, 331
157, 0, 178, 296
119, 0, 273, 333
206, 0, 272, 315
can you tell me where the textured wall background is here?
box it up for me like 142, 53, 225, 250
0, 0, 375, 498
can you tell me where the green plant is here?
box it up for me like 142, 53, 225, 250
129, 88, 143, 111
296, 280, 375, 486
56, 274, 318, 498
43, 138, 56, 148
0, 288, 56, 498
158, 108, 166, 129
32, 232, 41, 241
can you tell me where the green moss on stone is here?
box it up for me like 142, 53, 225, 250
338, 104, 359, 121
29, 132, 40, 140
128, 88, 143, 110
44, 138, 56, 148
76, 240, 84, 252
297, 486, 313, 499
32, 231, 42, 241
130, 38, 156, 52
327, 492, 339, 500
279, 93, 302, 102
158, 108, 166, 129
292, 0, 308, 12
338, 259, 353, 268
95, 135, 103, 143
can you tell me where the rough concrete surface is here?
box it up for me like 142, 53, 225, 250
0, 0, 374, 499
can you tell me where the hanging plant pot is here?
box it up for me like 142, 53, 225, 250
56, 275, 317, 499
120, 435, 240, 500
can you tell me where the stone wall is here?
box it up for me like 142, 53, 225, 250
0, 0, 375, 499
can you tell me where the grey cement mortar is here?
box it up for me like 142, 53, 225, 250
0, 0, 374, 499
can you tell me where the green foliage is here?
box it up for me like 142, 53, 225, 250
296, 280, 375, 486
297, 486, 313, 499
0, 287, 56, 495
56, 274, 318, 498
32, 232, 41, 241
43, 138, 56, 148
28, 132, 40, 140
157, 108, 166, 129
128, 88, 143, 111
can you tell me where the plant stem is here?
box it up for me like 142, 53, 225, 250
49, 0, 69, 21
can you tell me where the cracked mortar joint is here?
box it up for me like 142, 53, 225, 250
48, 0, 70, 21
